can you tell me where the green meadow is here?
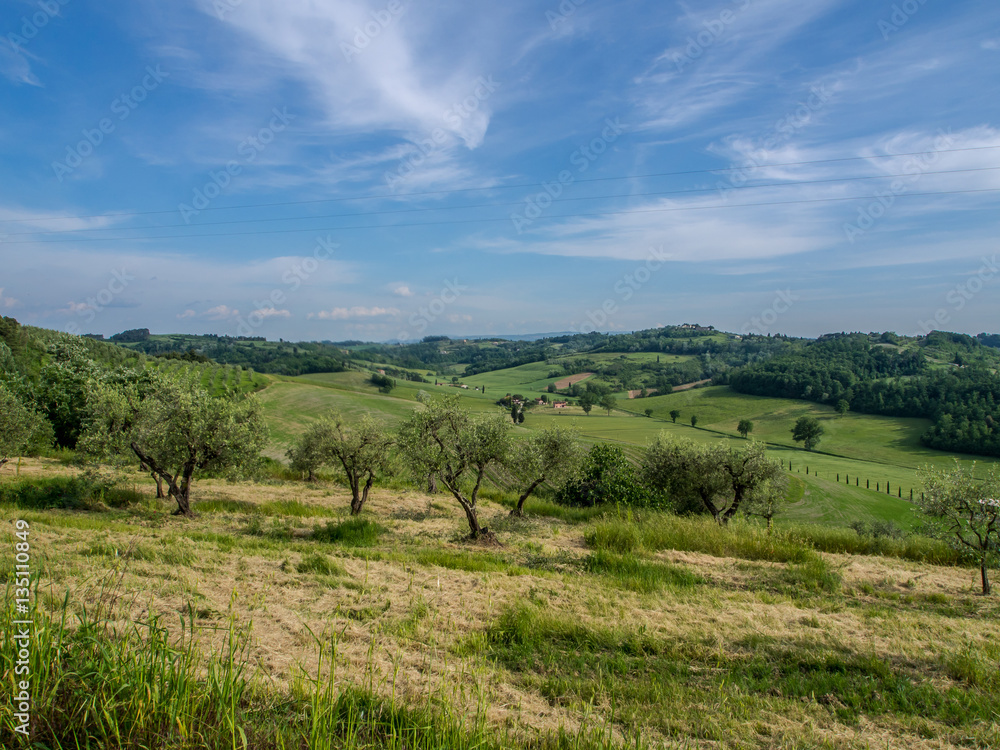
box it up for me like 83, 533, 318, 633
258, 371, 997, 532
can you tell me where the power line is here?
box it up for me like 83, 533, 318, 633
3, 187, 998, 245
5, 166, 999, 238
3, 144, 999, 226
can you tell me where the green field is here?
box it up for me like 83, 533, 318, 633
620, 385, 996, 471
555, 351, 689, 365
255, 371, 997, 531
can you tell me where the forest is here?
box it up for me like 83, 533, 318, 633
727, 332, 1000, 457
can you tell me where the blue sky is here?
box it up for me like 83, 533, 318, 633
1, 0, 999, 341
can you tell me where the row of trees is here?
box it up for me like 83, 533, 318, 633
283, 395, 791, 538
288, 395, 582, 537
3, 368, 998, 593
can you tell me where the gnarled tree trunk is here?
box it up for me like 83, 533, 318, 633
511, 477, 545, 516
350, 474, 375, 516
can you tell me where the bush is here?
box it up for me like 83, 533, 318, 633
370, 373, 396, 393
556, 444, 651, 508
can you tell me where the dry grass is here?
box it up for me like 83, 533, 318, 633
3, 457, 998, 749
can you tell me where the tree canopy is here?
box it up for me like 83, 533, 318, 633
82, 379, 268, 516
917, 462, 1000, 595
791, 416, 824, 451
642, 436, 785, 524
509, 426, 582, 516
398, 395, 510, 538
0, 381, 48, 469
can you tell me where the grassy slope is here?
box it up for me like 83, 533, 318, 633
621, 385, 997, 471
259, 373, 998, 531
3, 461, 997, 750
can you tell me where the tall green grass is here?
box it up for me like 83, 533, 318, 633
582, 550, 702, 593
783, 523, 961, 565
314, 518, 385, 546
585, 512, 962, 567
483, 603, 1000, 737
0, 476, 143, 511
585, 513, 813, 564
1, 579, 643, 749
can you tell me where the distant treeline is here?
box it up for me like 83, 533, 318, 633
122, 337, 346, 377
727, 332, 1000, 458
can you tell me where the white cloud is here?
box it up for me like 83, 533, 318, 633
467, 125, 1000, 266
0, 205, 120, 235
308, 306, 400, 320
204, 305, 239, 320
0, 288, 19, 309
983, 39, 1000, 50
251, 307, 292, 318
636, 0, 843, 131
58, 301, 94, 315
176, 309, 197, 319
391, 284, 413, 297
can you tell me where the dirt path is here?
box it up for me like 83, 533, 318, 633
627, 388, 659, 399
671, 378, 711, 392
554, 372, 593, 389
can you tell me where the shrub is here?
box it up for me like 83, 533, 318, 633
556, 444, 650, 508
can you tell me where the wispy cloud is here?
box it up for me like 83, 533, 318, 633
251, 307, 291, 318
0, 40, 41, 87
636, 0, 843, 132
198, 1, 500, 150
308, 306, 400, 320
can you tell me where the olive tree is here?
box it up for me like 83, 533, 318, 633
0, 381, 48, 471
721, 442, 787, 527
399, 395, 510, 538
319, 413, 394, 515
509, 426, 582, 516
642, 436, 785, 525
918, 461, 1000, 595
286, 424, 327, 481
82, 381, 268, 516
642, 436, 728, 517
